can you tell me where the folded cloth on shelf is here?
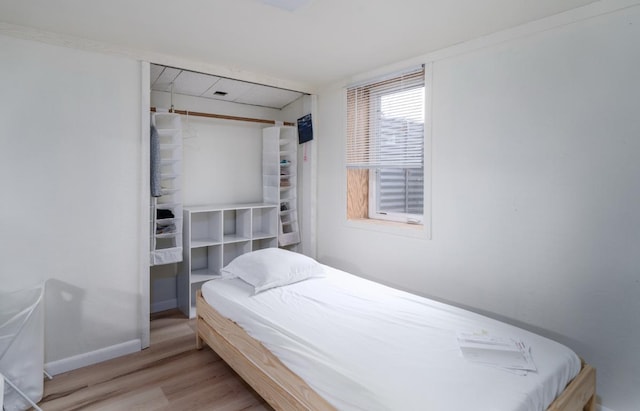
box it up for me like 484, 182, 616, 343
156, 224, 176, 234
156, 209, 174, 219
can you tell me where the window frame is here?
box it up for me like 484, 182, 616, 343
346, 64, 429, 231
367, 80, 425, 224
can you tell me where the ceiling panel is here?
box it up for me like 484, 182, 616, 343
151, 66, 181, 92
234, 86, 303, 108
150, 64, 305, 109
150, 64, 164, 85
172, 70, 221, 97
201, 77, 255, 103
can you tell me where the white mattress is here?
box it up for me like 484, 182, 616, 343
201, 266, 580, 411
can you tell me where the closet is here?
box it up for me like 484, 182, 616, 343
149, 63, 312, 315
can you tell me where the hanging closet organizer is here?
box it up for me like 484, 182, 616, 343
150, 112, 184, 266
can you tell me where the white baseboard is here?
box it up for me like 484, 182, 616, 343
44, 339, 141, 376
598, 405, 615, 411
151, 298, 177, 313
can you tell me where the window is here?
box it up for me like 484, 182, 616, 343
346, 66, 426, 225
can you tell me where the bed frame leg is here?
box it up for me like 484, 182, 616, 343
584, 395, 596, 411
196, 322, 203, 350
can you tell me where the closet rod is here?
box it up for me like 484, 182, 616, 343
150, 107, 294, 126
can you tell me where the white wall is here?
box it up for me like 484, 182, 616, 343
0, 35, 143, 369
151, 91, 284, 206
315, 4, 640, 411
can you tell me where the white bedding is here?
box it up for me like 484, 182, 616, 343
201, 265, 580, 411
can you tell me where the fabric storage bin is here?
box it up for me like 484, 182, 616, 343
0, 285, 45, 411
0, 372, 4, 409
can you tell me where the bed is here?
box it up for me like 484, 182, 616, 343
195, 248, 596, 411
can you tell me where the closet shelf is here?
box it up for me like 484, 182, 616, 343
160, 159, 180, 165
160, 144, 181, 149
155, 232, 179, 239
252, 231, 275, 240
223, 234, 251, 244
190, 270, 220, 283
191, 239, 222, 248
157, 128, 180, 136
156, 202, 181, 209
150, 246, 182, 266
155, 217, 180, 224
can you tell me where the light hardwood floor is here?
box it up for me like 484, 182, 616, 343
38, 310, 273, 411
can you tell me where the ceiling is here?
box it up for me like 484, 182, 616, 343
151, 64, 305, 109
0, 0, 599, 90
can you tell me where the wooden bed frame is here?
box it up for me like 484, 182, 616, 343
196, 290, 596, 411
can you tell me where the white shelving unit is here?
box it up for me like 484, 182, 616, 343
263, 126, 301, 247
178, 203, 278, 318
150, 112, 183, 266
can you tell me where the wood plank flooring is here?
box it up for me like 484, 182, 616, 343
38, 310, 273, 411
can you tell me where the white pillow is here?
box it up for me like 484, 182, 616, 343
221, 248, 324, 294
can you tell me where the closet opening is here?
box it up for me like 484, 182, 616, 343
147, 63, 315, 335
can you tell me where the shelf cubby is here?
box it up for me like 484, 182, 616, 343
223, 208, 251, 243
252, 206, 278, 239
190, 211, 223, 247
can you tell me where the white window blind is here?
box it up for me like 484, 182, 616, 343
346, 66, 425, 169
376, 168, 424, 214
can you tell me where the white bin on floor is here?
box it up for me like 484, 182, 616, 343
0, 285, 45, 411
0, 372, 5, 409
